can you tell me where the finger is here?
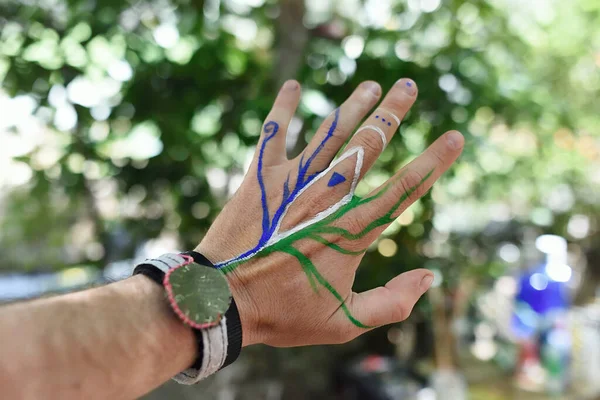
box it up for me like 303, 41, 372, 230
346, 130, 463, 242
256, 80, 302, 167
345, 269, 434, 328
296, 81, 381, 176
343, 78, 418, 179
375, 130, 464, 218
323, 130, 463, 250
281, 131, 463, 250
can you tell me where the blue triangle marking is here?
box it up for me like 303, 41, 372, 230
328, 172, 346, 187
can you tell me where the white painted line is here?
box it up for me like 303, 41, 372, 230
216, 146, 366, 267
355, 125, 387, 148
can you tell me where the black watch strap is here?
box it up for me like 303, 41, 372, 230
133, 251, 242, 384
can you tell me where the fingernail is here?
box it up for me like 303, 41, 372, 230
363, 81, 381, 96
396, 78, 417, 96
420, 274, 434, 292
446, 131, 464, 150
284, 80, 299, 90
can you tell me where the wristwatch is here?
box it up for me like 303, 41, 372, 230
133, 251, 242, 384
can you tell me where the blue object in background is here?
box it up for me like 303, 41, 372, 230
511, 235, 572, 340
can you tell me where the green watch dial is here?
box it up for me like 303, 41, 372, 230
164, 261, 232, 329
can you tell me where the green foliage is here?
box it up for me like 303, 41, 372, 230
1, 0, 599, 293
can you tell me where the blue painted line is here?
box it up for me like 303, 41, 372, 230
215, 108, 342, 268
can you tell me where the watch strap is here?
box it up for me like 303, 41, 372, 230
133, 252, 242, 384
181, 251, 243, 370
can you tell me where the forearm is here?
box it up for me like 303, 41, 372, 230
0, 275, 196, 400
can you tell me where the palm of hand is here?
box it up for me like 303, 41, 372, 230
198, 79, 463, 347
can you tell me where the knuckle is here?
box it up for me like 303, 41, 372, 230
324, 118, 346, 141
356, 135, 383, 155
262, 120, 281, 135
334, 234, 367, 253
390, 302, 409, 322
429, 145, 445, 165
312, 125, 346, 151
387, 96, 411, 113
396, 169, 426, 204
344, 216, 365, 236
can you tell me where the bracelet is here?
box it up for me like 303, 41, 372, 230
133, 252, 242, 384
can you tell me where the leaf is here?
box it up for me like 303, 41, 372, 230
165, 262, 232, 329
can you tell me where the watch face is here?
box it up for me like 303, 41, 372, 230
164, 261, 232, 329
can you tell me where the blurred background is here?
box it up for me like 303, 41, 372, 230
1, 0, 600, 398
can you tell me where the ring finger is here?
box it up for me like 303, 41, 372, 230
342, 78, 418, 180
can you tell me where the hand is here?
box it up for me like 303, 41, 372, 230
196, 79, 464, 347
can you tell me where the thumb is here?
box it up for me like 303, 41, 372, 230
347, 269, 434, 329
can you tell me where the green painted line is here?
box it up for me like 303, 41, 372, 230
282, 245, 372, 328
221, 168, 434, 328
308, 234, 367, 255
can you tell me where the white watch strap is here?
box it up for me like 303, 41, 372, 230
173, 316, 229, 384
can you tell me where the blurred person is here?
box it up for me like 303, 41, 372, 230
0, 78, 464, 399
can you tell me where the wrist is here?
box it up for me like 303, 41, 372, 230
194, 244, 261, 347
129, 275, 197, 366
135, 252, 244, 383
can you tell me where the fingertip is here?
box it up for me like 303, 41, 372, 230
361, 80, 382, 97
387, 268, 429, 291
395, 78, 417, 96
283, 79, 300, 91
400, 269, 433, 296
420, 273, 434, 293
271, 79, 302, 117
446, 130, 464, 150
